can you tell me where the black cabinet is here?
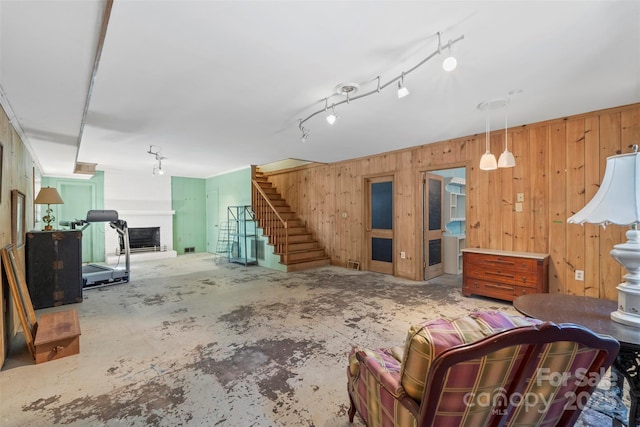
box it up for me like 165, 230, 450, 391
26, 230, 83, 309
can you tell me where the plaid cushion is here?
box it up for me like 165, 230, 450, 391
400, 311, 540, 402
347, 346, 417, 427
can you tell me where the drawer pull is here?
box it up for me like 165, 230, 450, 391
487, 259, 516, 266
485, 271, 515, 279
486, 283, 514, 291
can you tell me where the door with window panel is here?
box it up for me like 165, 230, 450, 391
366, 176, 394, 275
424, 173, 444, 279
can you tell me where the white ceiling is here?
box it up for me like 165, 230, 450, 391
1, 1, 639, 179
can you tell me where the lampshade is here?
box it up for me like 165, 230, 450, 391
498, 150, 516, 168
567, 152, 640, 226
479, 152, 497, 170
34, 187, 64, 205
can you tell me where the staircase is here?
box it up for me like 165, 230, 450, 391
251, 171, 330, 272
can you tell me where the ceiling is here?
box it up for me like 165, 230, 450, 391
1, 1, 639, 179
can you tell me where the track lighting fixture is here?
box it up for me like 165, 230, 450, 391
397, 72, 409, 99
147, 145, 167, 175
298, 31, 464, 141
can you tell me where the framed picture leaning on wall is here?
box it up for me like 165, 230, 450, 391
11, 190, 26, 247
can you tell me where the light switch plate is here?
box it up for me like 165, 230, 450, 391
517, 193, 525, 202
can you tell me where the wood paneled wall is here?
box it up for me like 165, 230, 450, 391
0, 105, 37, 368
266, 103, 640, 299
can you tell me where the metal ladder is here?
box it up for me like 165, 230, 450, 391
215, 221, 235, 255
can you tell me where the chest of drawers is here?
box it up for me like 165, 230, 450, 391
462, 248, 549, 302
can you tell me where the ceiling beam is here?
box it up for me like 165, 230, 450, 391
74, 0, 113, 173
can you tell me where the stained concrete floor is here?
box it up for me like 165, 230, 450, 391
0, 253, 621, 426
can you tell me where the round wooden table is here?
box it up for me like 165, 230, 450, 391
514, 293, 640, 427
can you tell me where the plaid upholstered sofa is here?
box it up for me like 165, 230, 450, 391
347, 310, 619, 427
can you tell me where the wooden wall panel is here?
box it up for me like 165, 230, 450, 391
566, 119, 587, 295
499, 130, 514, 252
0, 105, 37, 369
548, 122, 567, 294
583, 116, 600, 297
599, 112, 623, 301
266, 103, 640, 298
466, 136, 483, 252
511, 127, 529, 252
529, 126, 548, 253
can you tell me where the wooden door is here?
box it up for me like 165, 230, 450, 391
423, 173, 444, 279
366, 176, 394, 275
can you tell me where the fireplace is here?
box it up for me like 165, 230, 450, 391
120, 226, 166, 254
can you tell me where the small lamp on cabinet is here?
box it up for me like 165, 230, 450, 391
34, 187, 64, 231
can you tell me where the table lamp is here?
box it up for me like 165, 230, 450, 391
567, 146, 640, 327
34, 187, 64, 231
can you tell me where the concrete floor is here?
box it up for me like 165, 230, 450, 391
0, 254, 620, 426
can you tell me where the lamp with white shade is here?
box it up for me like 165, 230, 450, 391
567, 146, 640, 327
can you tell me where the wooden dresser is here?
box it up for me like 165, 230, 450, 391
462, 248, 549, 302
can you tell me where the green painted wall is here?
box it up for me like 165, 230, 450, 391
205, 167, 252, 254
172, 176, 206, 254
205, 167, 285, 271
42, 171, 105, 262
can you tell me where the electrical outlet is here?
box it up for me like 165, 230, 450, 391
515, 202, 523, 212
400, 251, 406, 259
575, 270, 584, 281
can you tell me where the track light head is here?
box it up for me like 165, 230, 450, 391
326, 103, 338, 125
442, 55, 457, 71
397, 72, 409, 99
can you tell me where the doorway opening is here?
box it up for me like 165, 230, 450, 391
423, 167, 466, 280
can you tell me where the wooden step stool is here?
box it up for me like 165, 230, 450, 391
34, 309, 81, 364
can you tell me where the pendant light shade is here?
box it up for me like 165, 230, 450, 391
498, 150, 516, 168
497, 108, 515, 168
480, 151, 498, 170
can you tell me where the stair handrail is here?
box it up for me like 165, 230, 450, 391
251, 179, 289, 261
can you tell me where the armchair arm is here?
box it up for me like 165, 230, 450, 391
347, 347, 420, 426
354, 349, 405, 398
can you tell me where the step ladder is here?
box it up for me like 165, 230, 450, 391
215, 221, 235, 255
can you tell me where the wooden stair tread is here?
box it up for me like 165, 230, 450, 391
282, 255, 330, 265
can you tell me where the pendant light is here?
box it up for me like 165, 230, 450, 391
498, 106, 516, 168
479, 108, 497, 170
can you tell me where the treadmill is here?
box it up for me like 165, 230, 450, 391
73, 210, 131, 288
